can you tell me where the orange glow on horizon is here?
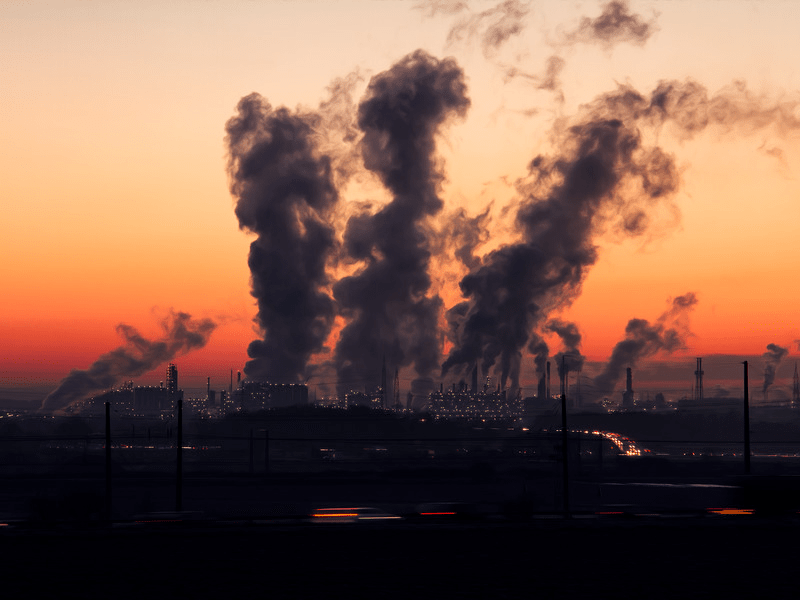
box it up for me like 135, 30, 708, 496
3, 2, 800, 397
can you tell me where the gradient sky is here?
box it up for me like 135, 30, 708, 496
3, 1, 800, 399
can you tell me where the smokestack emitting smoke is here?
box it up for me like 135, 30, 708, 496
222, 6, 798, 396
332, 50, 469, 398
762, 343, 789, 398
42, 311, 216, 412
592, 293, 697, 398
225, 93, 341, 384
442, 74, 798, 394
442, 87, 682, 392
545, 319, 585, 382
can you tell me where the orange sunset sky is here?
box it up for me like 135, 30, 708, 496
3, 1, 800, 399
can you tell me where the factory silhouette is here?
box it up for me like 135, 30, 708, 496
68, 351, 800, 422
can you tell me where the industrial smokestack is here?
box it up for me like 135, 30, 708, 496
546, 361, 551, 400
594, 293, 697, 401
626, 367, 633, 393
762, 343, 788, 401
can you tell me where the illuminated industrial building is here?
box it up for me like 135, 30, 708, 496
427, 379, 523, 422
234, 381, 309, 411
75, 363, 185, 417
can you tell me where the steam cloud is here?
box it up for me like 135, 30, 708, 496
333, 50, 470, 398
42, 311, 216, 412
593, 293, 698, 397
762, 343, 789, 397
226, 93, 341, 383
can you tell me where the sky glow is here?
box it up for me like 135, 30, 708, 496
3, 1, 800, 401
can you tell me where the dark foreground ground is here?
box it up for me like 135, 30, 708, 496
3, 517, 799, 600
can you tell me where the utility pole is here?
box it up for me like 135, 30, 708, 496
176, 398, 183, 512
743, 361, 751, 475
561, 354, 570, 518
105, 402, 112, 522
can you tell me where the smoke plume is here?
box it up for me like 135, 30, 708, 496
592, 293, 697, 398
42, 311, 216, 413
443, 84, 684, 392
333, 50, 470, 398
546, 319, 585, 379
762, 343, 789, 398
564, 0, 657, 49
446, 0, 530, 57
226, 93, 341, 383
443, 73, 800, 394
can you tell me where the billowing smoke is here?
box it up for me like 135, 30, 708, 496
443, 85, 683, 392
564, 0, 657, 49
445, 206, 492, 272
593, 293, 697, 398
545, 319, 585, 380
443, 74, 799, 394
226, 93, 341, 383
762, 343, 789, 398
333, 50, 470, 398
42, 311, 216, 413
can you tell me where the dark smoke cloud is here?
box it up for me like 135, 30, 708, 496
762, 343, 789, 397
442, 205, 492, 272
226, 93, 341, 384
592, 293, 697, 398
446, 0, 531, 58
545, 319, 585, 379
42, 311, 216, 413
443, 86, 684, 391
443, 76, 800, 393
333, 50, 470, 398
564, 0, 657, 49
